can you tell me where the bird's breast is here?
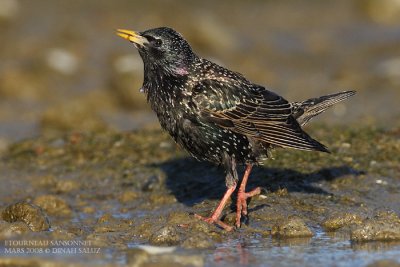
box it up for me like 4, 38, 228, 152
145, 83, 190, 139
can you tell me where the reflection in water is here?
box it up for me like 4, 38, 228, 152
270, 236, 312, 247
208, 230, 400, 267
351, 241, 400, 252
213, 238, 256, 266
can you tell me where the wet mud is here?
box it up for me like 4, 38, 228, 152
0, 125, 399, 266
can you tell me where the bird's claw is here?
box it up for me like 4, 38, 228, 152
194, 213, 233, 231
235, 187, 261, 228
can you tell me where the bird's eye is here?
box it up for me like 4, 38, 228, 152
153, 39, 162, 47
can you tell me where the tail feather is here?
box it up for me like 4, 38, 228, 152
292, 90, 356, 126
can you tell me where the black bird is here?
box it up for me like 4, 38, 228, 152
117, 27, 355, 231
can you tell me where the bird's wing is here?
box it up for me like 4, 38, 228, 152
192, 79, 328, 152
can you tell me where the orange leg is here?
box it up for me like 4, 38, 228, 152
194, 183, 237, 231
236, 164, 261, 228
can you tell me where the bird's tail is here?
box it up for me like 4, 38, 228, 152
292, 90, 356, 126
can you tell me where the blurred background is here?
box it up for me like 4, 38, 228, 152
0, 0, 400, 147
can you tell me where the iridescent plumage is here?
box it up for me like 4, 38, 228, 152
117, 27, 355, 230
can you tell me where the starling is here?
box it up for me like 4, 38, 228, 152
116, 27, 355, 231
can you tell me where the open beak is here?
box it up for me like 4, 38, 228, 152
116, 29, 148, 46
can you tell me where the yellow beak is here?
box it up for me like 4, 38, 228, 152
116, 29, 148, 46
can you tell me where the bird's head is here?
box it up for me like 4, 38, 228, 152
117, 27, 195, 76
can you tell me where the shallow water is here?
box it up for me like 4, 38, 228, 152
204, 233, 400, 267
3, 231, 399, 267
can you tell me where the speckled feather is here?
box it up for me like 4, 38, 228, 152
130, 27, 355, 186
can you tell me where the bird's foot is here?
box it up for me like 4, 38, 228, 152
235, 187, 261, 228
193, 184, 236, 231
194, 213, 233, 231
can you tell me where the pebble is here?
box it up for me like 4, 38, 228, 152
2, 202, 50, 231
271, 216, 313, 238
182, 232, 215, 249
322, 212, 364, 231
351, 212, 400, 241
149, 225, 181, 246
33, 195, 72, 216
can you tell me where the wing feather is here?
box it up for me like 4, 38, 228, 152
192, 79, 328, 152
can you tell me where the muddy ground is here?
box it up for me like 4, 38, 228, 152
0, 124, 399, 266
